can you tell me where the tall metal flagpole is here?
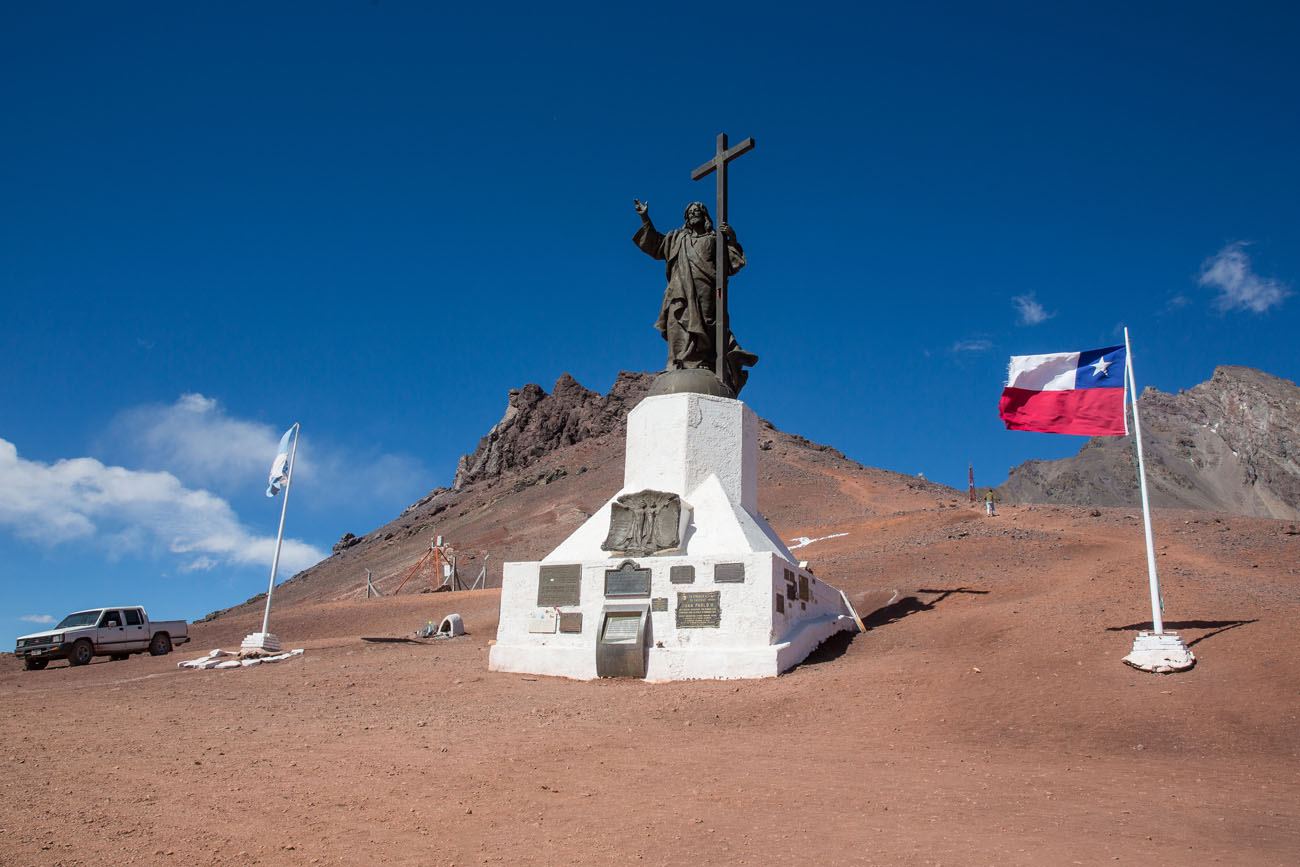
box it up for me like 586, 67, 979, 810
1123, 328, 1163, 634
260, 422, 299, 636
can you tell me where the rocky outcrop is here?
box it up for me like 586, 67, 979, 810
999, 366, 1300, 519
452, 371, 654, 489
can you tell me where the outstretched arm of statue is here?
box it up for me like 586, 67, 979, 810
633, 199, 653, 227
632, 199, 666, 259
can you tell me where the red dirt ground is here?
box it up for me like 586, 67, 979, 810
3, 499, 1298, 866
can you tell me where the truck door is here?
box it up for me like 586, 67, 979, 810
96, 609, 128, 654
122, 608, 149, 650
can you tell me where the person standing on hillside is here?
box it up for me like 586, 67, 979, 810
984, 489, 997, 517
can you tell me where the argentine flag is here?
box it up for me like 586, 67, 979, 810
266, 426, 295, 497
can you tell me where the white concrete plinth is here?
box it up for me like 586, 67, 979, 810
1123, 631, 1194, 673
241, 632, 282, 653
489, 392, 856, 682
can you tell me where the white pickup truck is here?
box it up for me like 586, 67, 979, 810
14, 607, 190, 671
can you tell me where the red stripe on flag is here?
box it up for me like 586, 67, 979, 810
999, 387, 1127, 436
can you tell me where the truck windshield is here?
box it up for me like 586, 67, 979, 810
56, 611, 101, 629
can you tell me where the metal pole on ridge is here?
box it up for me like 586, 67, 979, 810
260, 422, 299, 637
1123, 328, 1163, 635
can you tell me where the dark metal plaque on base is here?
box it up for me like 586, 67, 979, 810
538, 565, 581, 607
559, 612, 583, 634
676, 591, 721, 628
605, 560, 651, 598
714, 562, 745, 583
670, 565, 695, 584
651, 597, 668, 612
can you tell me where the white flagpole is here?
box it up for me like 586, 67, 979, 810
1123, 328, 1163, 634
260, 422, 300, 637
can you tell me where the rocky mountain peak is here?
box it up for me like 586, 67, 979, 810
453, 371, 655, 489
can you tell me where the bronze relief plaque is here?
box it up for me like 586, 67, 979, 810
537, 564, 581, 607
676, 591, 721, 628
602, 489, 682, 557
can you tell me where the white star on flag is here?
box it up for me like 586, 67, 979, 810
1090, 357, 1114, 377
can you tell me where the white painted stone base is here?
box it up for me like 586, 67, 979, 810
241, 632, 282, 653
1122, 631, 1195, 673
489, 392, 858, 682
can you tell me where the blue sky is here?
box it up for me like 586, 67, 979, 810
3, 2, 1298, 640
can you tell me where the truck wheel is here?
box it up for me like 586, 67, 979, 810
110, 654, 129, 661
69, 639, 94, 666
24, 658, 48, 671
149, 633, 172, 656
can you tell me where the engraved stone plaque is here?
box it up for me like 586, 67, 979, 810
676, 591, 721, 628
799, 575, 810, 601
670, 565, 695, 584
784, 568, 798, 600
559, 612, 583, 634
775, 593, 785, 614
604, 560, 651, 598
651, 597, 668, 612
537, 564, 581, 607
528, 609, 558, 633
602, 489, 683, 556
714, 562, 745, 583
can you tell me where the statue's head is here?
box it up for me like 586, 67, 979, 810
683, 202, 713, 234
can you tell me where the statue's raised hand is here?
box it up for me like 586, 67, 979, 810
633, 199, 649, 217
720, 222, 735, 239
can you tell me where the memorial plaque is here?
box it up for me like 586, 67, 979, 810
676, 591, 721, 628
798, 575, 810, 601
651, 597, 668, 612
670, 565, 695, 584
602, 489, 683, 556
537, 564, 581, 607
775, 593, 785, 614
559, 612, 583, 633
605, 560, 651, 598
528, 609, 558, 633
714, 562, 745, 583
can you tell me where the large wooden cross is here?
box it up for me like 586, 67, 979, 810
691, 132, 755, 388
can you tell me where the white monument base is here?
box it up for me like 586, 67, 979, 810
1123, 631, 1194, 673
489, 391, 857, 681
240, 632, 282, 653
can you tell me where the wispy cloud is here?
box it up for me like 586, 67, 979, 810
1199, 242, 1291, 313
0, 438, 324, 575
1012, 293, 1054, 326
20, 614, 55, 625
951, 338, 993, 353
104, 394, 428, 505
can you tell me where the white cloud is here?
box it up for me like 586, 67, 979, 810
951, 338, 993, 353
1199, 242, 1291, 313
20, 614, 55, 625
1012, 293, 1054, 326
104, 394, 427, 505
0, 438, 324, 575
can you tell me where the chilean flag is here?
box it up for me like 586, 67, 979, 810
999, 345, 1128, 436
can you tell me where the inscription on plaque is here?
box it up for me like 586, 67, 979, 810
670, 565, 695, 584
714, 562, 745, 583
798, 575, 810, 601
651, 597, 668, 612
559, 612, 583, 634
676, 591, 721, 629
775, 593, 785, 614
528, 610, 558, 633
605, 560, 651, 598
538, 564, 581, 607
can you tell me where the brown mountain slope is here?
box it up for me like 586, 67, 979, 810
207, 371, 957, 616
999, 366, 1300, 520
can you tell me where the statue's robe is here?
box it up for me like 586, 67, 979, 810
633, 223, 752, 385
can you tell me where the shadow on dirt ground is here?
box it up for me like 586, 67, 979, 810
1104, 618, 1258, 647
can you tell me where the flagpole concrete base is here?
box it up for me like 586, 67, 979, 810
241, 632, 282, 654
1123, 630, 1194, 673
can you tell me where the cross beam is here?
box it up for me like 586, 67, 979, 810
691, 132, 755, 388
